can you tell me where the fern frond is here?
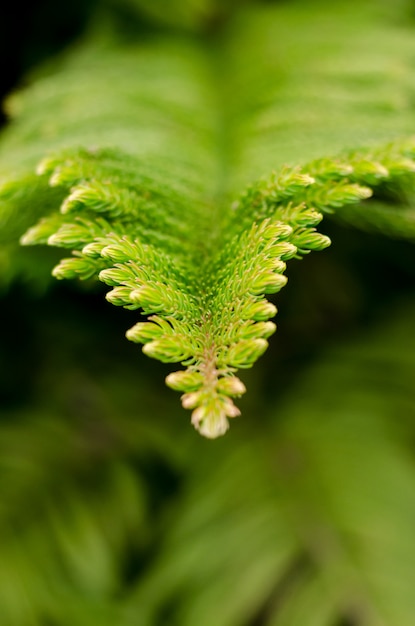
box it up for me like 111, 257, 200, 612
2, 0, 415, 435
15, 139, 415, 438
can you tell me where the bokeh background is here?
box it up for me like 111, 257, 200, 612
1, 1, 415, 625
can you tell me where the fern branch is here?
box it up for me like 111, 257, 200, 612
2, 1, 415, 436
15, 139, 415, 438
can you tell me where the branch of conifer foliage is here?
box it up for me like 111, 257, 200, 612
17, 138, 415, 438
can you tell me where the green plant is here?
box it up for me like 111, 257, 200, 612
2, 0, 415, 438
1, 2, 415, 622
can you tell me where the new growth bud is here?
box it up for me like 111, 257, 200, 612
82, 241, 106, 257
181, 391, 203, 409
235, 320, 276, 341
268, 242, 298, 260
217, 376, 246, 396
126, 321, 164, 343
143, 337, 192, 363
191, 404, 230, 439
250, 271, 287, 295
106, 286, 135, 307
130, 284, 165, 310
51, 256, 98, 281
292, 231, 331, 251
262, 222, 293, 240
241, 300, 277, 321
190, 395, 241, 439
100, 266, 132, 286
165, 370, 204, 392
223, 338, 268, 369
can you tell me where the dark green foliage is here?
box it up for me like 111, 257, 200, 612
1, 1, 415, 620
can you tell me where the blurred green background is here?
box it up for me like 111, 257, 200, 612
1, 1, 415, 625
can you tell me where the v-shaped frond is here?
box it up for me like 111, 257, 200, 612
2, 0, 415, 436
